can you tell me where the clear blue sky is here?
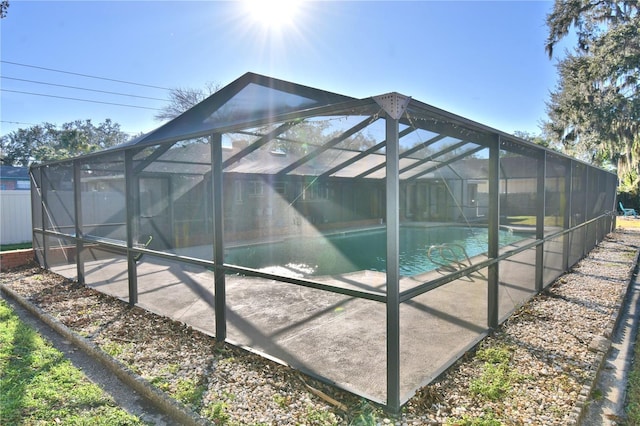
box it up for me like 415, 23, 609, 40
0, 0, 574, 139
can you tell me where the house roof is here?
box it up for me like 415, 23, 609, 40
0, 165, 30, 180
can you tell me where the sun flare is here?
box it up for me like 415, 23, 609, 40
243, 0, 303, 29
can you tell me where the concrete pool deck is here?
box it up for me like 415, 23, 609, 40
48, 239, 558, 405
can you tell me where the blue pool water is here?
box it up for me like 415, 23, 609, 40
225, 226, 526, 277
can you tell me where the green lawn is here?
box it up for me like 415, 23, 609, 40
627, 339, 640, 424
0, 299, 144, 425
502, 215, 563, 227
0, 242, 32, 252
616, 218, 640, 424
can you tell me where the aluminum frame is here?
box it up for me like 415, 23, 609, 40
29, 72, 618, 413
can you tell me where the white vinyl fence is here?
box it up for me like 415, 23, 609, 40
1, 191, 32, 245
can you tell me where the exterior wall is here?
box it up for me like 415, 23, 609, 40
1, 190, 33, 245
0, 180, 31, 190
0, 249, 35, 271
0, 181, 17, 190
0, 165, 31, 190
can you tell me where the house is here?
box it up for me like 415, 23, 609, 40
0, 165, 30, 190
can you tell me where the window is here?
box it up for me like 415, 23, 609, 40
247, 180, 264, 197
468, 183, 478, 205
235, 180, 243, 203
302, 182, 328, 201
273, 181, 286, 195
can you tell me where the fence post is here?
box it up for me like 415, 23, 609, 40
487, 136, 500, 329
211, 133, 227, 342
563, 161, 572, 271
124, 151, 138, 306
73, 159, 85, 284
535, 152, 546, 292
384, 114, 401, 413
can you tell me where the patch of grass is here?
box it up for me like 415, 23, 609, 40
469, 345, 522, 402
149, 376, 170, 391
161, 363, 180, 375
201, 401, 230, 425
625, 219, 640, 424
305, 404, 338, 424
0, 299, 143, 424
149, 373, 206, 409
218, 356, 236, 365
101, 340, 129, 357
590, 388, 603, 400
221, 390, 236, 401
502, 216, 562, 227
625, 324, 640, 423
470, 363, 513, 401
618, 217, 640, 230
453, 411, 503, 426
346, 399, 380, 425
0, 242, 32, 252
273, 393, 290, 408
174, 377, 207, 408
476, 346, 511, 364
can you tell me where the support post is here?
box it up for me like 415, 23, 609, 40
29, 168, 40, 265
535, 152, 546, 292
211, 134, 227, 342
385, 115, 401, 413
73, 159, 84, 284
583, 166, 590, 256
41, 166, 49, 269
562, 161, 572, 271
124, 151, 138, 306
487, 136, 500, 329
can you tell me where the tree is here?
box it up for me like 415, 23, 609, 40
0, 123, 56, 166
1, 1, 9, 19
512, 130, 557, 150
543, 1, 640, 192
155, 83, 378, 155
0, 119, 130, 166
154, 82, 220, 122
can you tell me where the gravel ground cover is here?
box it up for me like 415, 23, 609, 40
1, 228, 639, 425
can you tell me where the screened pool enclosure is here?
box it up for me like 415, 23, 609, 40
30, 72, 617, 412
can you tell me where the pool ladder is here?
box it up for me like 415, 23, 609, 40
427, 243, 473, 274
427, 244, 486, 282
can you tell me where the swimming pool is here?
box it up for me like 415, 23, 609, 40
225, 226, 526, 277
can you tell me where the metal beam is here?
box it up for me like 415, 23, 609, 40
319, 140, 387, 179
399, 134, 447, 158
535, 152, 546, 292
487, 136, 499, 329
28, 169, 39, 264
124, 151, 139, 305
222, 121, 298, 169
399, 141, 469, 175
41, 167, 49, 269
318, 127, 416, 179
356, 133, 448, 179
405, 145, 485, 182
73, 159, 84, 285
583, 165, 590, 257
385, 114, 401, 414
211, 133, 227, 342
563, 161, 573, 270
276, 116, 378, 176
133, 142, 177, 175
399, 112, 495, 147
